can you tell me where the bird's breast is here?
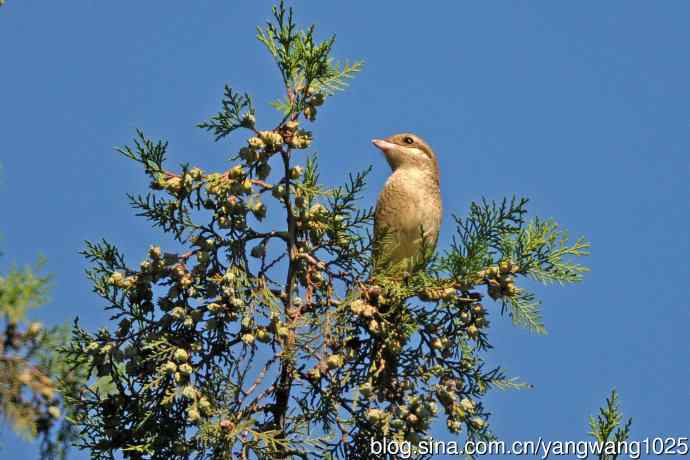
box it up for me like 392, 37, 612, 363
375, 169, 442, 241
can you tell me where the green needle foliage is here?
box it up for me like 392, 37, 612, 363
62, 2, 589, 459
588, 390, 632, 460
0, 256, 82, 460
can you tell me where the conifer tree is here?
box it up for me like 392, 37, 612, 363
0, 255, 81, 460
62, 3, 589, 458
588, 391, 632, 460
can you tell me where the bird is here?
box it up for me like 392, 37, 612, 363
371, 133, 442, 275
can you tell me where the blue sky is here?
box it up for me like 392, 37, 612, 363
1, 1, 689, 458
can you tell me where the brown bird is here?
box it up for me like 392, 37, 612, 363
371, 133, 442, 274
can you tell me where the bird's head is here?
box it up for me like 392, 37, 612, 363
372, 133, 439, 179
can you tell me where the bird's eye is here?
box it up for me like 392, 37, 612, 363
404, 136, 414, 145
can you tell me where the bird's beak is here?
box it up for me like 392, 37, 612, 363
372, 139, 396, 153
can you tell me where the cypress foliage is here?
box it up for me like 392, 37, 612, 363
61, 3, 589, 459
0, 256, 82, 460
588, 390, 632, 460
